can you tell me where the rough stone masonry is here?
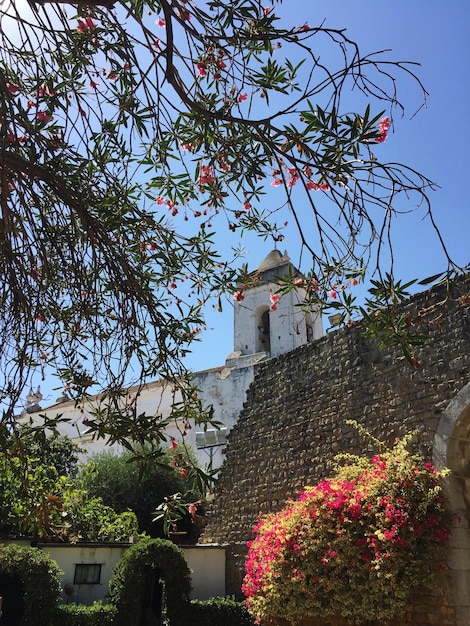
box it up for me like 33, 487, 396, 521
202, 275, 470, 626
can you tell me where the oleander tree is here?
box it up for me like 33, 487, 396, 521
0, 0, 463, 459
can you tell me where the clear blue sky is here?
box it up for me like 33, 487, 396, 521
183, 0, 470, 372
22, 0, 470, 404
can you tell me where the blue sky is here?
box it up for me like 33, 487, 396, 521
17, 0, 469, 404
182, 0, 470, 372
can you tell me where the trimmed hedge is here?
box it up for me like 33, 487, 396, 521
189, 596, 255, 626
0, 543, 62, 626
50, 602, 117, 626
108, 537, 191, 626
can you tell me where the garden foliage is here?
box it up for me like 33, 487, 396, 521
0, 543, 62, 626
243, 428, 451, 624
190, 596, 255, 626
50, 603, 117, 626
108, 537, 192, 626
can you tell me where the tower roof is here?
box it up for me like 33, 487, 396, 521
255, 249, 301, 283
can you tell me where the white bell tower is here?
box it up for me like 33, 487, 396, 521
232, 250, 322, 361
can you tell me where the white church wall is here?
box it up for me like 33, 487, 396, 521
16, 250, 322, 473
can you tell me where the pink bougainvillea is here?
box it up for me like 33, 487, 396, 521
243, 427, 450, 624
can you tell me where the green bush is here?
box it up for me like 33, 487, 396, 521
81, 450, 193, 536
189, 596, 255, 626
61, 484, 140, 542
243, 428, 451, 624
108, 537, 191, 626
50, 602, 117, 626
0, 543, 62, 625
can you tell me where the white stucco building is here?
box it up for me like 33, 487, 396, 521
17, 250, 322, 470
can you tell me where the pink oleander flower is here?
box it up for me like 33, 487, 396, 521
199, 164, 215, 185
77, 16, 96, 33
38, 83, 57, 97
271, 177, 282, 187
329, 289, 337, 300
6, 82, 19, 95
287, 171, 300, 187
306, 180, 319, 191
196, 62, 207, 77
218, 156, 230, 172
233, 290, 245, 302
376, 116, 391, 143
36, 110, 51, 123
243, 202, 252, 211
155, 16, 166, 28
238, 92, 248, 102
169, 437, 178, 450
270, 293, 280, 311
379, 116, 391, 132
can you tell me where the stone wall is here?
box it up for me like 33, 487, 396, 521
201, 276, 470, 625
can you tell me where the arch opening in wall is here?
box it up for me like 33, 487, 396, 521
256, 306, 271, 354
434, 382, 470, 625
305, 311, 313, 342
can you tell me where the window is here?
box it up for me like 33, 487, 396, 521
74, 564, 102, 585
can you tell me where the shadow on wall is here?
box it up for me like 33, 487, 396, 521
435, 381, 470, 625
0, 573, 24, 626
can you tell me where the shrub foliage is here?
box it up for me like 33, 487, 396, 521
243, 429, 451, 624
108, 537, 191, 626
190, 596, 255, 626
0, 543, 62, 626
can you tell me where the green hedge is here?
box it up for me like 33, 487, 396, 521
189, 597, 255, 626
0, 542, 252, 626
108, 537, 191, 626
0, 543, 62, 626
49, 603, 117, 626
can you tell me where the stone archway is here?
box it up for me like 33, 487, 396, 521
434, 382, 470, 626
